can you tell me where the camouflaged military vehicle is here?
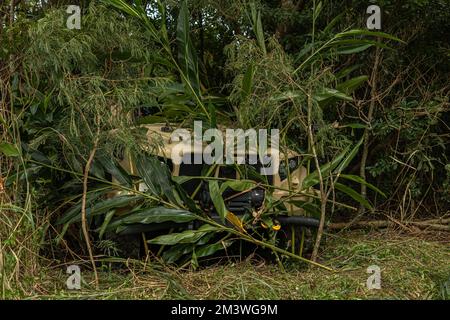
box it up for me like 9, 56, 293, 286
112, 123, 320, 233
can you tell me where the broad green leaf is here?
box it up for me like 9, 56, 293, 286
174, 182, 202, 214
111, 207, 197, 227
97, 154, 132, 187
162, 243, 194, 264
0, 142, 20, 157
56, 189, 113, 225
195, 240, 233, 259
134, 155, 162, 195
148, 224, 218, 245
162, 233, 216, 264
209, 180, 228, 222
163, 103, 196, 114
99, 210, 116, 239
58, 194, 142, 225
134, 154, 182, 206
295, 42, 316, 63
287, 200, 321, 218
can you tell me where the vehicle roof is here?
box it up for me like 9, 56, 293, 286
141, 123, 300, 160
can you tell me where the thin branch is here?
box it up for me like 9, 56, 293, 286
81, 129, 100, 289
359, 42, 382, 214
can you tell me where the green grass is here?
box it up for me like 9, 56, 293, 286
4, 230, 450, 300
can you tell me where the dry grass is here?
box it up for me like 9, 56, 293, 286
4, 229, 448, 300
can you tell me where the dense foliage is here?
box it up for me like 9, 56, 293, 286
0, 0, 448, 294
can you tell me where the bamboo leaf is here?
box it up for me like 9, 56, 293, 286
313, 1, 323, 21
334, 182, 372, 209
255, 10, 266, 55
102, 0, 159, 39
337, 44, 373, 54
334, 138, 363, 174
340, 174, 386, 197
56, 189, 114, 225
302, 145, 351, 189
250, 2, 266, 54
331, 39, 390, 49
177, 0, 200, 96
336, 29, 405, 43
336, 76, 368, 94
